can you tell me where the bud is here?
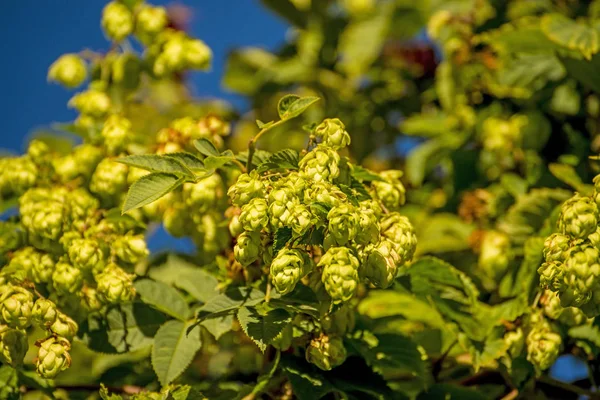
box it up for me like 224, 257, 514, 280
68, 238, 106, 273
558, 194, 599, 239
0, 286, 33, 328
0, 325, 28, 367
135, 5, 168, 40
314, 118, 351, 149
478, 230, 511, 281
50, 312, 78, 340
32, 298, 58, 327
543, 233, 572, 263
372, 170, 406, 211
68, 89, 111, 118
35, 336, 72, 379
48, 54, 87, 88
364, 239, 401, 288
228, 171, 265, 206
327, 204, 359, 245
186, 39, 212, 70
306, 334, 347, 371
101, 1, 134, 41
234, 231, 262, 267
526, 322, 562, 371
239, 198, 269, 232
52, 261, 83, 294
299, 145, 340, 182
270, 249, 308, 295
319, 247, 360, 303
101, 114, 131, 155
380, 213, 417, 265
96, 264, 136, 304
89, 158, 129, 201
113, 234, 149, 264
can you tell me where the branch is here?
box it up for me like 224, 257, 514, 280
246, 119, 287, 171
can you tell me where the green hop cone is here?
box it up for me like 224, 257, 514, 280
52, 261, 83, 294
7, 247, 40, 281
101, 114, 131, 155
163, 203, 191, 237
538, 260, 564, 292
364, 239, 401, 288
68, 89, 111, 118
0, 286, 33, 329
183, 174, 224, 212
135, 5, 168, 41
50, 312, 78, 340
81, 286, 103, 312
290, 204, 313, 236
321, 303, 356, 336
327, 204, 359, 246
48, 54, 87, 88
355, 203, 380, 245
594, 174, 600, 208
68, 238, 106, 273
27, 139, 51, 165
228, 171, 264, 206
504, 328, 525, 358
234, 231, 261, 267
380, 213, 417, 265
96, 264, 136, 304
319, 247, 360, 303
4, 157, 38, 195
239, 198, 269, 232
372, 170, 406, 211
35, 336, 72, 379
101, 1, 134, 41
526, 323, 562, 371
558, 245, 600, 317
268, 187, 296, 228
186, 39, 212, 70
558, 194, 599, 239
304, 181, 346, 208
314, 118, 351, 149
32, 298, 58, 327
299, 145, 340, 182
306, 334, 347, 371
542, 290, 587, 326
478, 230, 511, 282
270, 249, 309, 295
229, 214, 244, 237
89, 158, 129, 201
543, 233, 573, 263
113, 234, 149, 264
72, 144, 104, 179
0, 325, 28, 367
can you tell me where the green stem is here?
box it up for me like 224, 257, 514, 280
537, 375, 600, 398
246, 119, 287, 171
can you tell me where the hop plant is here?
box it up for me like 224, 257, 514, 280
558, 194, 599, 239
52, 261, 83, 294
48, 54, 87, 88
228, 171, 265, 206
363, 239, 401, 288
543, 233, 573, 263
69, 89, 111, 118
0, 286, 33, 329
299, 145, 340, 182
35, 336, 72, 379
50, 312, 79, 340
371, 170, 406, 211
113, 234, 149, 264
234, 231, 262, 267
379, 213, 417, 265
89, 158, 129, 201
0, 325, 28, 367
68, 238, 106, 273
305, 334, 347, 371
327, 204, 359, 246
314, 118, 351, 149
319, 247, 360, 303
96, 264, 136, 304
101, 114, 131, 155
135, 5, 168, 40
101, 1, 134, 41
270, 249, 310, 295
239, 198, 269, 232
31, 298, 58, 327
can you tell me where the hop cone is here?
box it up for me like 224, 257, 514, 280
478, 230, 511, 281
68, 238, 106, 273
544, 233, 573, 263
380, 213, 417, 265
90, 158, 129, 200
355, 204, 380, 245
96, 264, 136, 304
268, 187, 297, 228
364, 239, 401, 288
113, 234, 149, 264
52, 261, 83, 294
289, 204, 313, 236
270, 249, 309, 295
304, 181, 346, 208
69, 89, 111, 118
372, 170, 406, 211
183, 174, 224, 212
32, 298, 58, 327
48, 54, 87, 88
327, 204, 359, 246
319, 247, 360, 303
299, 145, 340, 182
526, 322, 562, 371
306, 334, 347, 371
234, 232, 261, 267
239, 198, 269, 232
0, 325, 28, 367
558, 194, 599, 239
314, 118, 351, 149
101, 1, 133, 41
0, 286, 33, 329
228, 171, 264, 206
50, 312, 78, 340
35, 336, 72, 379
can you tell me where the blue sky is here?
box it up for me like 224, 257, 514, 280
0, 1, 288, 153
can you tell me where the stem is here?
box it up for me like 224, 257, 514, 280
230, 158, 247, 172
537, 375, 600, 398
265, 280, 272, 303
589, 361, 598, 390
246, 119, 287, 171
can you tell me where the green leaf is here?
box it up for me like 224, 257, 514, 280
134, 279, 191, 321
237, 307, 292, 352
350, 165, 385, 182
176, 269, 220, 303
122, 173, 184, 214
197, 287, 265, 320
277, 95, 320, 121
256, 120, 274, 130
239, 351, 281, 399
549, 163, 593, 195
204, 152, 236, 170
273, 227, 293, 256
542, 13, 599, 60
201, 314, 234, 340
406, 136, 463, 186
561, 52, 600, 94
500, 173, 528, 198
259, 0, 308, 28
83, 302, 167, 353
416, 213, 475, 255
280, 355, 336, 400
0, 366, 19, 400
257, 149, 300, 173
416, 383, 488, 400
357, 291, 445, 328
236, 149, 272, 167
298, 227, 325, 247
117, 154, 194, 177
152, 320, 202, 386
194, 138, 220, 157
164, 152, 206, 171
